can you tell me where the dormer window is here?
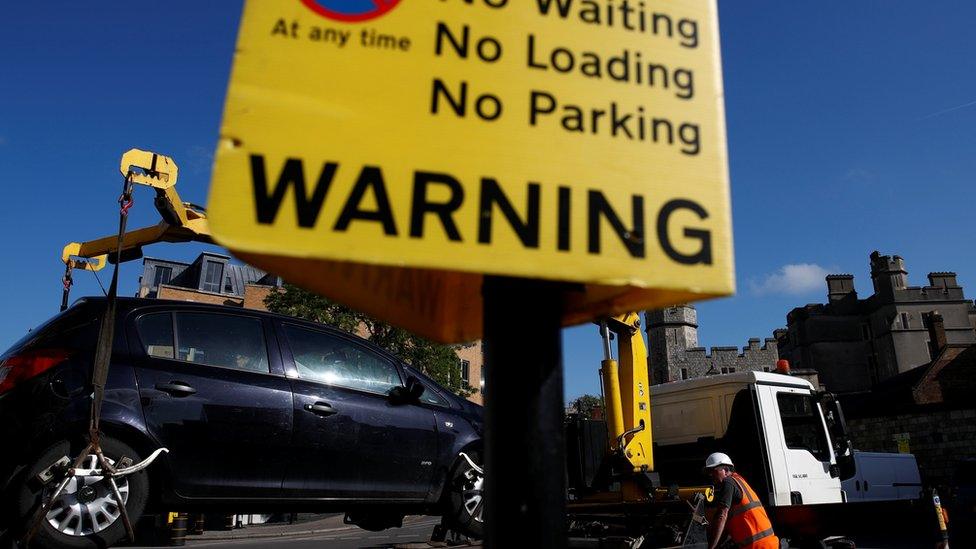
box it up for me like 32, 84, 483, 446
202, 261, 224, 293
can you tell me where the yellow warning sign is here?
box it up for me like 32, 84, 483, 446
208, 0, 734, 342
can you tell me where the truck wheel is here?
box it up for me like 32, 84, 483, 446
14, 437, 149, 549
445, 450, 484, 539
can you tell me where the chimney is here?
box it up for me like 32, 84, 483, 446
927, 312, 947, 357
928, 272, 958, 289
826, 274, 856, 302
870, 251, 908, 294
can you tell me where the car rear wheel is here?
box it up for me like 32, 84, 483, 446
15, 436, 149, 549
445, 450, 484, 539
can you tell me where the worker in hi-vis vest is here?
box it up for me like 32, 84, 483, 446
704, 453, 780, 549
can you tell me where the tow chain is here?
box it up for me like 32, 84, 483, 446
24, 172, 168, 546
59, 264, 73, 312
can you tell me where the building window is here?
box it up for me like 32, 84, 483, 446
921, 313, 931, 329
202, 261, 224, 293
720, 367, 728, 374
460, 360, 470, 385
681, 368, 688, 380
763, 367, 770, 372
901, 312, 910, 330
152, 266, 172, 288
224, 275, 234, 293
729, 367, 736, 373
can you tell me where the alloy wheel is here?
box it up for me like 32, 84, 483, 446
461, 465, 484, 524
44, 454, 129, 536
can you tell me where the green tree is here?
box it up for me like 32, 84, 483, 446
265, 284, 475, 397
570, 394, 604, 418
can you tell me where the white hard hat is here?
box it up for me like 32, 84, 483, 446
704, 452, 734, 469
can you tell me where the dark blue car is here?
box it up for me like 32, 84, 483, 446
0, 297, 484, 548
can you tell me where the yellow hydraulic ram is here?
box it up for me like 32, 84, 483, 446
599, 312, 654, 475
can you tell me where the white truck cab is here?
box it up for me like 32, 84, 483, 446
651, 371, 847, 508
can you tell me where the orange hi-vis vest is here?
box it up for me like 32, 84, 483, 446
726, 473, 779, 549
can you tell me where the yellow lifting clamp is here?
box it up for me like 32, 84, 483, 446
59, 149, 214, 310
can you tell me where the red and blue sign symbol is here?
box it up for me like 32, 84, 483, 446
301, 0, 402, 22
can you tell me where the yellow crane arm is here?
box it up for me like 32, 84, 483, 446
599, 312, 654, 474
60, 149, 213, 271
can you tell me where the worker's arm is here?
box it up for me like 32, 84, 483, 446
707, 477, 737, 549
707, 506, 728, 549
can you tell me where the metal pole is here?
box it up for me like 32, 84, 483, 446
482, 276, 566, 548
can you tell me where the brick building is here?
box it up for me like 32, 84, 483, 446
137, 253, 485, 404
138, 252, 281, 307
646, 305, 780, 384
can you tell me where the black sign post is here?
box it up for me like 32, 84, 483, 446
482, 276, 567, 548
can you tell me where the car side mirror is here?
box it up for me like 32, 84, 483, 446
389, 376, 425, 404
407, 376, 425, 400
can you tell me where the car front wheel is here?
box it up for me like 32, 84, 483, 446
445, 450, 484, 539
15, 436, 149, 549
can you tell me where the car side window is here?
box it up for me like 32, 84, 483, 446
137, 311, 269, 373
404, 367, 450, 407
174, 312, 269, 373
417, 378, 450, 407
284, 324, 401, 394
137, 313, 175, 359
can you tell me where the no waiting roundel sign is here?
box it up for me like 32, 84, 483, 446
301, 0, 401, 22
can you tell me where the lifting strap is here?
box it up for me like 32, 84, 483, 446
25, 170, 168, 546
87, 173, 134, 443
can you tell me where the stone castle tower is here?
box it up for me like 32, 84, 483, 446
646, 305, 779, 384
646, 305, 699, 384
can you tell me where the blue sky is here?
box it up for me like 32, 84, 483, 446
2, 3, 974, 402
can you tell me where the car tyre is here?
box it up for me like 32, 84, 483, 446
445, 450, 484, 539
14, 436, 149, 549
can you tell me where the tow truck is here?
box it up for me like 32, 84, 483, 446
566, 312, 950, 548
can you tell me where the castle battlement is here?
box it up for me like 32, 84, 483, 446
646, 305, 779, 383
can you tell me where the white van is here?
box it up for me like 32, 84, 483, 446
841, 451, 922, 501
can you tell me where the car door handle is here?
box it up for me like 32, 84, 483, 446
304, 402, 338, 416
155, 381, 197, 397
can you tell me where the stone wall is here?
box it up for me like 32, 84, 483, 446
847, 407, 976, 490
666, 338, 779, 381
